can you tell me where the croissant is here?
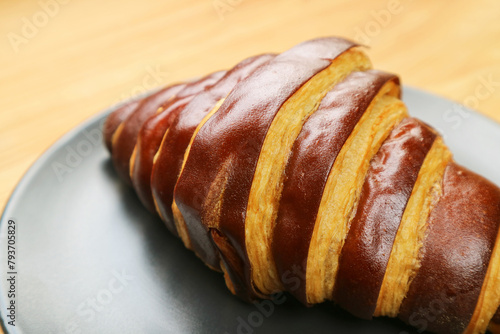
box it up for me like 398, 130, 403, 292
103, 37, 500, 334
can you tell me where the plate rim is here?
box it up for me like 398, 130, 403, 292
1, 85, 499, 333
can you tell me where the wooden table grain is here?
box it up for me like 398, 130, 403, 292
1, 0, 500, 227
0, 0, 500, 332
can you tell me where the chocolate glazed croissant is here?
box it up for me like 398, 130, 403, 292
104, 37, 500, 334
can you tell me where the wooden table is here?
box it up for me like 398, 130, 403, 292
1, 0, 500, 214
0, 0, 500, 332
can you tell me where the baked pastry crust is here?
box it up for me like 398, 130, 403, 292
104, 37, 500, 334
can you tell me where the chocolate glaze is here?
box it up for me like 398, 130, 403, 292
399, 163, 500, 334
151, 54, 275, 238
103, 99, 140, 152
111, 71, 226, 185
210, 228, 249, 297
131, 95, 196, 215
333, 118, 436, 319
494, 306, 500, 323
168, 71, 226, 105
174, 37, 358, 300
130, 71, 226, 216
272, 70, 399, 305
111, 83, 186, 184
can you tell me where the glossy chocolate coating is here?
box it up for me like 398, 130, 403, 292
151, 54, 275, 237
103, 99, 140, 152
399, 163, 500, 334
272, 70, 399, 304
168, 71, 226, 104
130, 71, 226, 216
494, 306, 500, 323
333, 118, 436, 318
174, 37, 358, 299
210, 228, 249, 297
111, 71, 226, 185
131, 95, 195, 215
111, 83, 186, 184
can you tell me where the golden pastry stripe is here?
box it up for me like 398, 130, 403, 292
171, 98, 226, 251
374, 137, 452, 317
306, 91, 407, 304
129, 105, 169, 179
245, 48, 373, 296
151, 128, 170, 220
110, 122, 125, 151
129, 139, 139, 177
466, 227, 500, 334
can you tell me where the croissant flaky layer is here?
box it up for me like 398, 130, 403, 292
104, 37, 500, 334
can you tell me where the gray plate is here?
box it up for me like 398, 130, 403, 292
1, 87, 499, 334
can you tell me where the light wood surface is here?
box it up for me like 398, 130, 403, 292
1, 0, 500, 214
